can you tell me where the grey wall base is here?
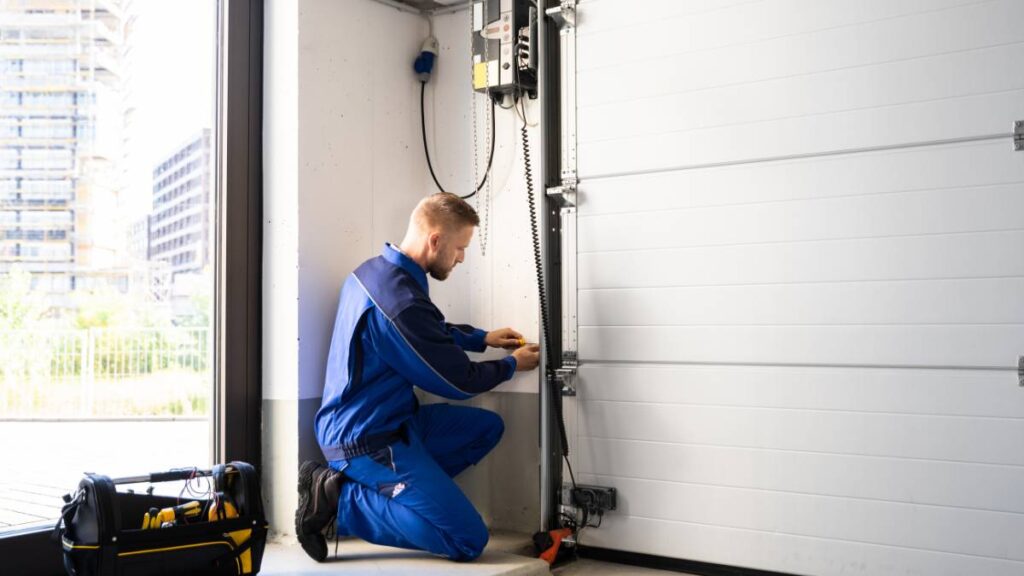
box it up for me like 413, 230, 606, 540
262, 397, 322, 540
429, 392, 541, 535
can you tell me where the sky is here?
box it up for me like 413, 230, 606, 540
123, 0, 216, 218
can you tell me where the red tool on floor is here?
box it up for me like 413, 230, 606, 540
534, 527, 575, 565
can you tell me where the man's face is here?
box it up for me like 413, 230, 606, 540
426, 225, 474, 281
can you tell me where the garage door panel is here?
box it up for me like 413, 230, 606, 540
579, 474, 1024, 563
578, 89, 1024, 178
578, 0, 1023, 106
578, 0, 983, 71
580, 42, 1024, 145
579, 364, 1024, 418
576, 400, 1024, 465
579, 325, 1023, 368
578, 437, 1024, 513
579, 279, 1024, 327
578, 183, 1024, 253
576, 0, 761, 38
577, 140, 1024, 217
569, 0, 1024, 572
579, 515, 1024, 576
579, 230, 1024, 290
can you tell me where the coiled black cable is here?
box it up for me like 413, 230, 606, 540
420, 81, 496, 200
520, 98, 576, 491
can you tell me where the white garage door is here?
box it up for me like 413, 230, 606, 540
568, 1, 1024, 574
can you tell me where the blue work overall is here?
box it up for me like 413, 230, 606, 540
314, 243, 517, 562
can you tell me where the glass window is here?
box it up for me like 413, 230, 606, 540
0, 123, 18, 138
0, 149, 17, 168
22, 122, 74, 139
21, 58, 75, 75
20, 149, 73, 170
0, 0, 218, 534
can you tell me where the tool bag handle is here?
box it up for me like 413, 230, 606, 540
109, 467, 212, 485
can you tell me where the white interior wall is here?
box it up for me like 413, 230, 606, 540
261, 0, 300, 540
263, 0, 543, 538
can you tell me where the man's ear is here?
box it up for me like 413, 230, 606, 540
428, 231, 442, 252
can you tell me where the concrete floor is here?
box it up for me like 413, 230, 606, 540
261, 532, 547, 575
260, 532, 687, 576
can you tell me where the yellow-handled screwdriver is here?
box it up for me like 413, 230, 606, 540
142, 501, 201, 529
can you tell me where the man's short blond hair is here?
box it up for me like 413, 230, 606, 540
414, 192, 480, 231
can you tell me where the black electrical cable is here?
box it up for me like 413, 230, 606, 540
420, 81, 496, 200
519, 95, 576, 493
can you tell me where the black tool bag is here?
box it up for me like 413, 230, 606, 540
54, 462, 268, 576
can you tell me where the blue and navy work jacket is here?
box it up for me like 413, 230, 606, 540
315, 243, 517, 461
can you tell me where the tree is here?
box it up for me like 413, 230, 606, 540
0, 267, 49, 330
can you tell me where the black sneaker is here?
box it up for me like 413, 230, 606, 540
296, 461, 344, 562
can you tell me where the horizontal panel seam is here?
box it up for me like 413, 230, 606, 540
583, 504, 1024, 564
577, 360, 1018, 372
578, 323, 1024, 328
579, 275, 1024, 291
578, 132, 1014, 181
576, 434, 1024, 468
577, 470, 1024, 516
577, 225, 1024, 255
578, 398, 1024, 420
577, 179, 1024, 220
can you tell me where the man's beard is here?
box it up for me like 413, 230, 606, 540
427, 259, 452, 281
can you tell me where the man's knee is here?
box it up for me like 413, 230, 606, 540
450, 517, 490, 562
481, 409, 504, 447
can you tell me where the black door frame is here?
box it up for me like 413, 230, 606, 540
0, 1, 263, 573
216, 0, 264, 472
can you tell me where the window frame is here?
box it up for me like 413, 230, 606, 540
0, 1, 263, 571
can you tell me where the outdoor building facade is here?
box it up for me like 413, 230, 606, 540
148, 129, 212, 281
0, 0, 129, 302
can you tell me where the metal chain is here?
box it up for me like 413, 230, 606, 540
474, 1, 492, 256
470, 2, 480, 235
480, 90, 492, 256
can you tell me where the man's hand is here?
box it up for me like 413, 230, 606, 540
511, 344, 541, 372
485, 327, 525, 350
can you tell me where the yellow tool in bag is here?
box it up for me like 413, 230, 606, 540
141, 500, 202, 529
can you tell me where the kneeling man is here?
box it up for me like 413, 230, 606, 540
297, 192, 540, 562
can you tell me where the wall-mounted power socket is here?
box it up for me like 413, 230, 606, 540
562, 484, 617, 516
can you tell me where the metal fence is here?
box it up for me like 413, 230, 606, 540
0, 328, 211, 417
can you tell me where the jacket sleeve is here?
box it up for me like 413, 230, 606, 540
445, 322, 488, 352
370, 303, 516, 400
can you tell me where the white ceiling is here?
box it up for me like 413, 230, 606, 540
389, 0, 468, 11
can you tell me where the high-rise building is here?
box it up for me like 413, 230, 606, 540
149, 129, 212, 280
0, 0, 128, 299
